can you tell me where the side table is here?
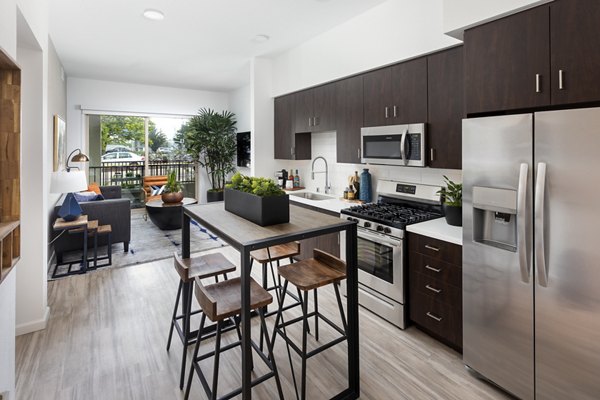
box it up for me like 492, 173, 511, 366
52, 215, 89, 278
70, 221, 113, 269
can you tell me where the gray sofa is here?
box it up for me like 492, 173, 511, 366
52, 186, 131, 262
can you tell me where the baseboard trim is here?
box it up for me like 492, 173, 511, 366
16, 306, 50, 336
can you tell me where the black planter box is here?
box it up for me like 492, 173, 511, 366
224, 188, 289, 226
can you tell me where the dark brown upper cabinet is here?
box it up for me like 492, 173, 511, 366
466, 0, 600, 115
275, 95, 311, 160
336, 75, 363, 164
363, 57, 428, 127
550, 0, 600, 105
294, 83, 336, 133
465, 5, 551, 115
391, 58, 428, 124
274, 95, 294, 159
427, 46, 464, 170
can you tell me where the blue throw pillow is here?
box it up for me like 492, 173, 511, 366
74, 192, 104, 202
151, 185, 165, 196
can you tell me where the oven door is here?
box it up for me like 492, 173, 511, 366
355, 228, 404, 303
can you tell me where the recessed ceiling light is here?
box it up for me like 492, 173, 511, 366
252, 34, 270, 43
143, 9, 165, 21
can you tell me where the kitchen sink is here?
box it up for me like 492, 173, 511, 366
290, 192, 333, 201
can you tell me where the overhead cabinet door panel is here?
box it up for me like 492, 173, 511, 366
550, 0, 600, 105
464, 6, 550, 115
391, 57, 428, 124
363, 67, 392, 127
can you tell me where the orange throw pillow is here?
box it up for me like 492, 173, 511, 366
88, 183, 102, 195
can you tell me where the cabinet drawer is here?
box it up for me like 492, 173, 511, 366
410, 271, 461, 309
410, 291, 462, 349
408, 233, 462, 265
409, 251, 461, 288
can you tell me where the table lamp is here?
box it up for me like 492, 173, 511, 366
50, 170, 88, 221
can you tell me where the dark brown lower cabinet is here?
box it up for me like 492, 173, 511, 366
291, 202, 340, 259
408, 232, 462, 351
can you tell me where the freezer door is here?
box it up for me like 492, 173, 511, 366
463, 114, 534, 400
534, 108, 600, 399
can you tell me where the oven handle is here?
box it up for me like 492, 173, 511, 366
357, 228, 402, 248
400, 128, 408, 166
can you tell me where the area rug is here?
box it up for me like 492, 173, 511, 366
49, 208, 227, 279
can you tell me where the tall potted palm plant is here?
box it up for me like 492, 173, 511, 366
184, 108, 237, 202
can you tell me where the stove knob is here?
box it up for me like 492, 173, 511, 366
347, 217, 353, 221
377, 225, 384, 232
384, 227, 392, 234
364, 222, 371, 228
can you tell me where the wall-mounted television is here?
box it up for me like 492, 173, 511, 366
237, 131, 251, 168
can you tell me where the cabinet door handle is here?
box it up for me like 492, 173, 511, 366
308, 117, 312, 127
559, 69, 564, 90
424, 244, 440, 252
393, 105, 397, 118
314, 116, 319, 126
425, 264, 441, 273
430, 148, 435, 162
426, 312, 443, 322
291, 147, 295, 157
535, 74, 541, 93
426, 284, 442, 294
385, 106, 389, 119
357, 148, 361, 160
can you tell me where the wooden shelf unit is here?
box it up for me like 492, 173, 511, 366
0, 47, 21, 285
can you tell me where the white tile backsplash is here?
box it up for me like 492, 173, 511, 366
271, 131, 462, 199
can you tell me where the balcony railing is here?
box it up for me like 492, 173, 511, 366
89, 161, 196, 208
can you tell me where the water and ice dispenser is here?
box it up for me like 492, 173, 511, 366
472, 186, 518, 252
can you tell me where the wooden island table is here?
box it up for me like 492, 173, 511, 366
182, 202, 359, 399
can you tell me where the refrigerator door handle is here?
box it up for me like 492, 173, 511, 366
517, 163, 531, 283
535, 162, 549, 287
400, 128, 408, 165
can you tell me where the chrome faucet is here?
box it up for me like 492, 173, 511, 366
311, 156, 331, 194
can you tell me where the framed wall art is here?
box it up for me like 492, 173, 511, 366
53, 115, 66, 171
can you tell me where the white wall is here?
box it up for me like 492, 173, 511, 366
443, 0, 552, 38
66, 77, 230, 152
228, 84, 251, 133
250, 58, 276, 178
0, 0, 17, 57
16, 11, 50, 338
271, 0, 460, 97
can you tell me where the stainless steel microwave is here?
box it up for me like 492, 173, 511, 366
361, 123, 426, 167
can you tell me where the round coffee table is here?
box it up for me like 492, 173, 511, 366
145, 197, 198, 230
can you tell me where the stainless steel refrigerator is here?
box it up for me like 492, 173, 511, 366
462, 107, 600, 400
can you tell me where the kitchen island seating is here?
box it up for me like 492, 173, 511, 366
272, 249, 348, 400
184, 275, 284, 400
167, 252, 237, 390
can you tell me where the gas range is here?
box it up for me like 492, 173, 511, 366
339, 180, 444, 329
341, 180, 443, 238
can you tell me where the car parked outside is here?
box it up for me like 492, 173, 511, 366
101, 151, 145, 164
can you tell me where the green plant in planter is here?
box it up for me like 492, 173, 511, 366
164, 170, 182, 193
438, 175, 462, 206
184, 108, 237, 193
227, 172, 285, 197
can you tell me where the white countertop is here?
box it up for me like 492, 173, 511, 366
407, 217, 463, 245
287, 190, 353, 214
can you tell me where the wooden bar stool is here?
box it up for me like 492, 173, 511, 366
250, 242, 306, 349
184, 276, 284, 400
167, 252, 237, 390
271, 249, 348, 400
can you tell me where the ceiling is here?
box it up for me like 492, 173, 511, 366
49, 0, 387, 92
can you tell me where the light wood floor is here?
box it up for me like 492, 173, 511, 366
16, 247, 510, 400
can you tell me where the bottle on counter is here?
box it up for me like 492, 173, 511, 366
347, 190, 355, 200
294, 169, 300, 188
360, 168, 372, 202
353, 171, 360, 194
288, 169, 294, 189
282, 169, 288, 188
343, 188, 349, 199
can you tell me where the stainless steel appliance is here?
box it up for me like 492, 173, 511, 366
340, 180, 442, 328
361, 123, 426, 167
463, 107, 600, 400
